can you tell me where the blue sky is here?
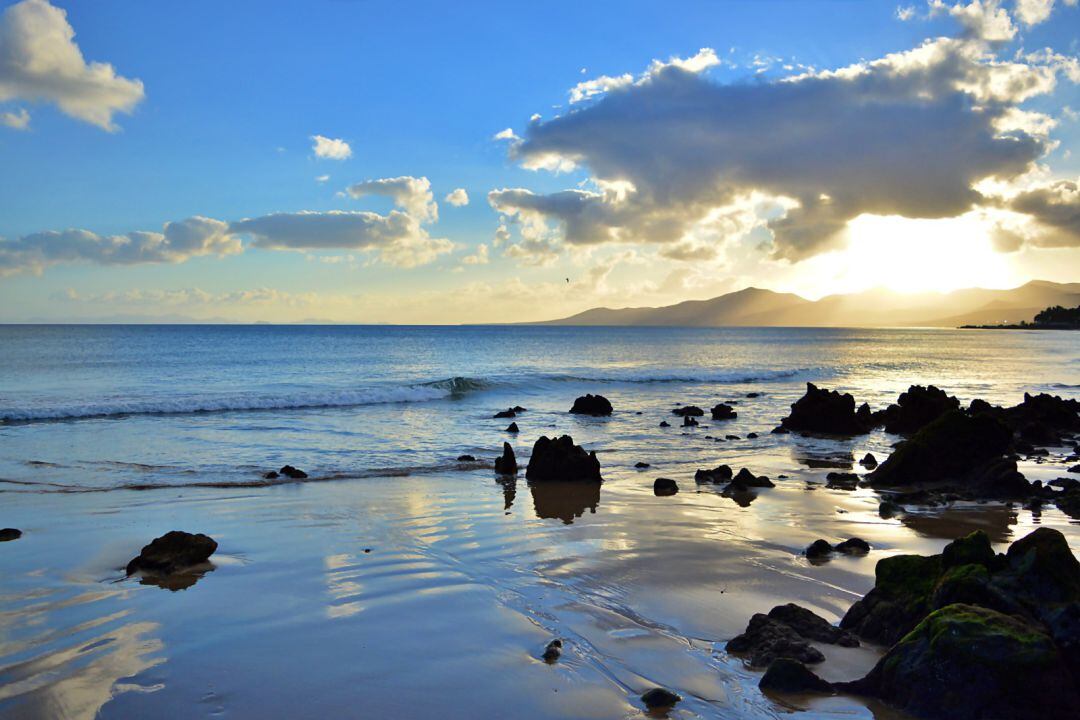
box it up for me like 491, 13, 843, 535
1, 0, 1078, 322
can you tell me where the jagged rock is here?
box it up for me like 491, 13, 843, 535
0, 528, 22, 542
805, 539, 834, 560
879, 385, 960, 435
126, 531, 217, 576
542, 639, 562, 663
672, 405, 704, 417
759, 658, 833, 694
640, 688, 681, 710
825, 472, 858, 490
727, 614, 826, 667
505, 422, 519, 433
526, 435, 602, 482
840, 604, 1080, 720
860, 453, 878, 468
569, 394, 612, 416
836, 538, 871, 555
682, 415, 698, 427
711, 403, 737, 420
654, 478, 678, 496
781, 383, 870, 435
494, 408, 516, 418
634, 461, 651, 469
733, 467, 774, 488
695, 464, 733, 484
494, 442, 517, 475
457, 454, 476, 462
279, 465, 308, 479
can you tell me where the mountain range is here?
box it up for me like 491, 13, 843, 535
537, 280, 1080, 328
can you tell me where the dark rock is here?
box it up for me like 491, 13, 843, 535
726, 614, 826, 667
457, 454, 476, 462
526, 435, 602, 482
767, 603, 859, 646
279, 465, 308, 479
1000, 526, 1080, 605
640, 688, 681, 710
725, 434, 739, 440
654, 478, 678, 496
771, 426, 789, 434
805, 539, 834, 559
0, 528, 22, 542
126, 531, 217, 576
840, 604, 1080, 720
494, 408, 516, 418
835, 537, 871, 555
733, 467, 774, 488
682, 415, 698, 427
634, 461, 651, 469
825, 472, 858, 490
840, 552, 943, 645
542, 639, 562, 663
746, 432, 758, 439
263, 471, 279, 479
860, 453, 878, 468
494, 442, 517, 475
672, 405, 704, 417
941, 529, 995, 570
746, 392, 760, 398
1057, 485, 1080, 518
512, 405, 527, 413
659, 421, 670, 428
1070, 464, 1080, 474
879, 385, 960, 435
711, 403, 737, 420
569, 394, 612, 416
695, 465, 732, 484
781, 383, 870, 435
505, 422, 519, 433
759, 658, 833, 694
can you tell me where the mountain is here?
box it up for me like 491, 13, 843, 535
537, 281, 1080, 328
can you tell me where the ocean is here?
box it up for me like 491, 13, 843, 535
0, 325, 1077, 719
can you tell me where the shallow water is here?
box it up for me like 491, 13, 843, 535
0, 325, 1077, 719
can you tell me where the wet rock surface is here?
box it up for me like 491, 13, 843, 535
526, 435, 602, 482
126, 531, 217, 577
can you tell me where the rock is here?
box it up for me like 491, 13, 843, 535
505, 422, 519, 433
654, 478, 679, 496
781, 383, 870, 435
759, 658, 833, 694
733, 467, 774, 488
726, 614, 826, 667
941, 529, 995, 570
494, 408, 516, 418
767, 603, 859, 646
526, 435, 602, 482
682, 415, 698, 427
640, 688, 681, 710
835, 538, 871, 555
659, 421, 670, 428
494, 442, 517, 475
457, 454, 476, 462
711, 403, 737, 420
542, 639, 562, 663
1070, 464, 1080, 474
672, 405, 704, 417
569, 394, 612, 416
771, 426, 789, 434
634, 461, 651, 469
1000, 526, 1080, 605
725, 434, 739, 440
695, 465, 733, 484
860, 453, 878, 468
747, 392, 760, 398
825, 472, 858, 490
263, 471, 279, 479
279, 465, 308, 479
840, 552, 943, 645
879, 385, 960, 435
840, 604, 1080, 720
746, 432, 758, 439
805, 539, 834, 560
512, 405, 527, 413
1057, 484, 1080, 518
0, 528, 22, 542
126, 531, 217, 576
866, 411, 1018, 495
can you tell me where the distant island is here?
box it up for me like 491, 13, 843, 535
535, 280, 1080, 328
962, 304, 1080, 330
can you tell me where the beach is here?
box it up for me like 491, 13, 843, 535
1, 325, 1078, 719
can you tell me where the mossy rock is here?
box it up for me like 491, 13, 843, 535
843, 604, 1079, 720
840, 554, 942, 645
941, 530, 996, 570
1002, 527, 1080, 605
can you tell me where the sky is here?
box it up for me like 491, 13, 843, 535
0, 0, 1078, 323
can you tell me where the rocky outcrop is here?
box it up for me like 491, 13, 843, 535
780, 383, 870, 435
878, 385, 960, 435
126, 531, 217, 576
711, 403, 737, 420
526, 435, 602, 482
569, 394, 612, 416
494, 442, 517, 475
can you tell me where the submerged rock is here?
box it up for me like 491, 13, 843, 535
879, 385, 960, 435
457, 454, 476, 462
263, 471, 279, 479
569, 394, 612, 416
695, 464, 733, 484
494, 408, 517, 418
653, 478, 678, 496
0, 528, 22, 542
825, 472, 858, 490
634, 461, 651, 469
494, 442, 517, 475
640, 688, 681, 710
126, 531, 217, 576
526, 435, 602, 482
781, 383, 870, 435
658, 420, 670, 428
682, 415, 698, 427
711, 403, 737, 420
505, 422, 519, 433
279, 465, 308, 479
672, 405, 704, 417
759, 658, 833, 694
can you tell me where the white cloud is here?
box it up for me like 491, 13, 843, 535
311, 134, 352, 160
315, 174, 330, 183
346, 176, 438, 223
929, 1, 1016, 42
444, 188, 469, 206
896, 5, 918, 20
569, 48, 720, 104
0, 107, 30, 129
1014, 0, 1075, 26
494, 127, 520, 141
0, 0, 144, 131
461, 243, 489, 265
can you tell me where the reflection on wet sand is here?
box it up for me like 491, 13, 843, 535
497, 476, 516, 511
899, 504, 1019, 543
529, 481, 601, 524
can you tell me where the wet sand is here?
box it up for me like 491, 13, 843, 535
2, 445, 1077, 719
